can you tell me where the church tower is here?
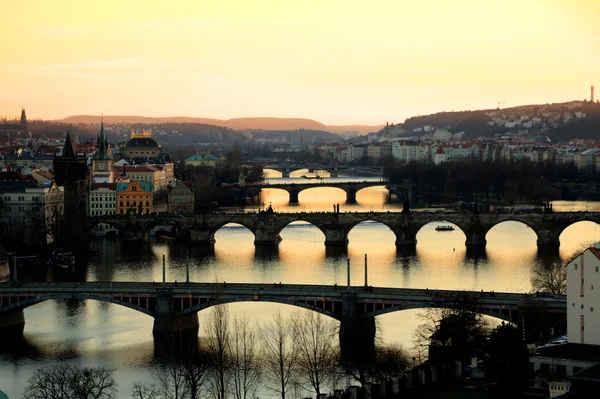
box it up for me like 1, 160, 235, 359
20, 108, 27, 127
91, 119, 114, 183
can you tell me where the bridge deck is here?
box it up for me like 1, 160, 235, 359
0, 282, 566, 309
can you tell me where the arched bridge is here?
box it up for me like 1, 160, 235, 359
0, 282, 565, 342
244, 161, 384, 177
261, 180, 387, 203
89, 211, 600, 253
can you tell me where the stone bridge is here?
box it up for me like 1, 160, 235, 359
261, 181, 388, 203
0, 282, 565, 349
89, 211, 600, 253
244, 161, 384, 178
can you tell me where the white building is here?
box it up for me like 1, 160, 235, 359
391, 141, 425, 162
0, 179, 64, 246
567, 245, 600, 345
88, 183, 117, 217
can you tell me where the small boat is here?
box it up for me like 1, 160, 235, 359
0, 245, 9, 283
49, 249, 75, 269
435, 225, 455, 231
159, 235, 176, 240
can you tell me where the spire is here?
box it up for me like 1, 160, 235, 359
20, 108, 27, 126
93, 117, 111, 160
63, 129, 76, 158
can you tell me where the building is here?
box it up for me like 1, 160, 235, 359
121, 128, 162, 158
88, 183, 117, 217
567, 245, 600, 345
116, 181, 152, 215
52, 130, 89, 243
167, 181, 194, 213
123, 165, 161, 192
184, 153, 222, 168
433, 146, 446, 165
0, 108, 28, 137
91, 120, 114, 183
391, 141, 425, 162
0, 179, 64, 246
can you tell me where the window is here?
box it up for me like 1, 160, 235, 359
119, 201, 123, 207
592, 308, 594, 312
596, 266, 599, 272
146, 201, 150, 206
575, 264, 578, 270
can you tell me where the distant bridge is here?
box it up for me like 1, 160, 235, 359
89, 211, 600, 253
261, 180, 388, 203
243, 160, 384, 178
0, 282, 565, 344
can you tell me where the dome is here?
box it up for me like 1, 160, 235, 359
123, 137, 161, 149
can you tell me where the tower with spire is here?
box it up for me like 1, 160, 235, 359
91, 119, 114, 183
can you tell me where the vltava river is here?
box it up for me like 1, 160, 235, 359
1, 170, 599, 397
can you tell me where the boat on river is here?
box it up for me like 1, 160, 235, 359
48, 249, 75, 269
435, 225, 455, 231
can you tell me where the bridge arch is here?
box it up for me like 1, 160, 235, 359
558, 219, 600, 252
277, 220, 326, 242
369, 303, 517, 324
211, 222, 256, 243
0, 294, 155, 317
178, 296, 338, 320
90, 221, 120, 237
346, 219, 397, 243
296, 186, 346, 204
485, 219, 539, 247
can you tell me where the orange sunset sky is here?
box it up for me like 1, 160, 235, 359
1, 0, 599, 125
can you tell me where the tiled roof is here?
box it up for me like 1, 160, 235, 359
116, 181, 152, 193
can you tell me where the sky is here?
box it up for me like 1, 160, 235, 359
0, 0, 599, 125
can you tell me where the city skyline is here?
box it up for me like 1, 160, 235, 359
1, 0, 599, 125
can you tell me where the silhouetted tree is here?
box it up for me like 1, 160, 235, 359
260, 312, 297, 399
24, 365, 117, 399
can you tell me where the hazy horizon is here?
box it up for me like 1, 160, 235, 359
1, 0, 598, 125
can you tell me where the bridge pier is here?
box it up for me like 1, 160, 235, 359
190, 227, 215, 245
289, 189, 299, 204
0, 309, 25, 337
339, 293, 376, 366
346, 188, 357, 204
396, 240, 417, 256
465, 230, 487, 255
153, 289, 199, 352
282, 170, 290, 178
122, 228, 149, 242
324, 228, 348, 247
330, 170, 339, 178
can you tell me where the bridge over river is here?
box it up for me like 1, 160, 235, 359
90, 211, 600, 253
260, 180, 387, 203
0, 282, 565, 348
243, 160, 384, 178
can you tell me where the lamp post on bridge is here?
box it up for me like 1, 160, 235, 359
162, 254, 166, 285
364, 254, 368, 288
347, 258, 350, 288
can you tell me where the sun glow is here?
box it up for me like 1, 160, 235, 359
1, 0, 598, 124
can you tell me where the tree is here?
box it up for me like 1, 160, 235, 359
531, 261, 567, 294
24, 365, 117, 399
482, 323, 530, 392
291, 311, 338, 396
231, 315, 262, 399
132, 348, 211, 399
260, 312, 297, 399
205, 304, 231, 399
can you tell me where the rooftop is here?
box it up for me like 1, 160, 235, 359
535, 343, 600, 363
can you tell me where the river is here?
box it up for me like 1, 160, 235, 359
1, 170, 600, 397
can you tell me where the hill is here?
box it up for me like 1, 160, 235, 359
391, 101, 600, 141
59, 115, 382, 135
